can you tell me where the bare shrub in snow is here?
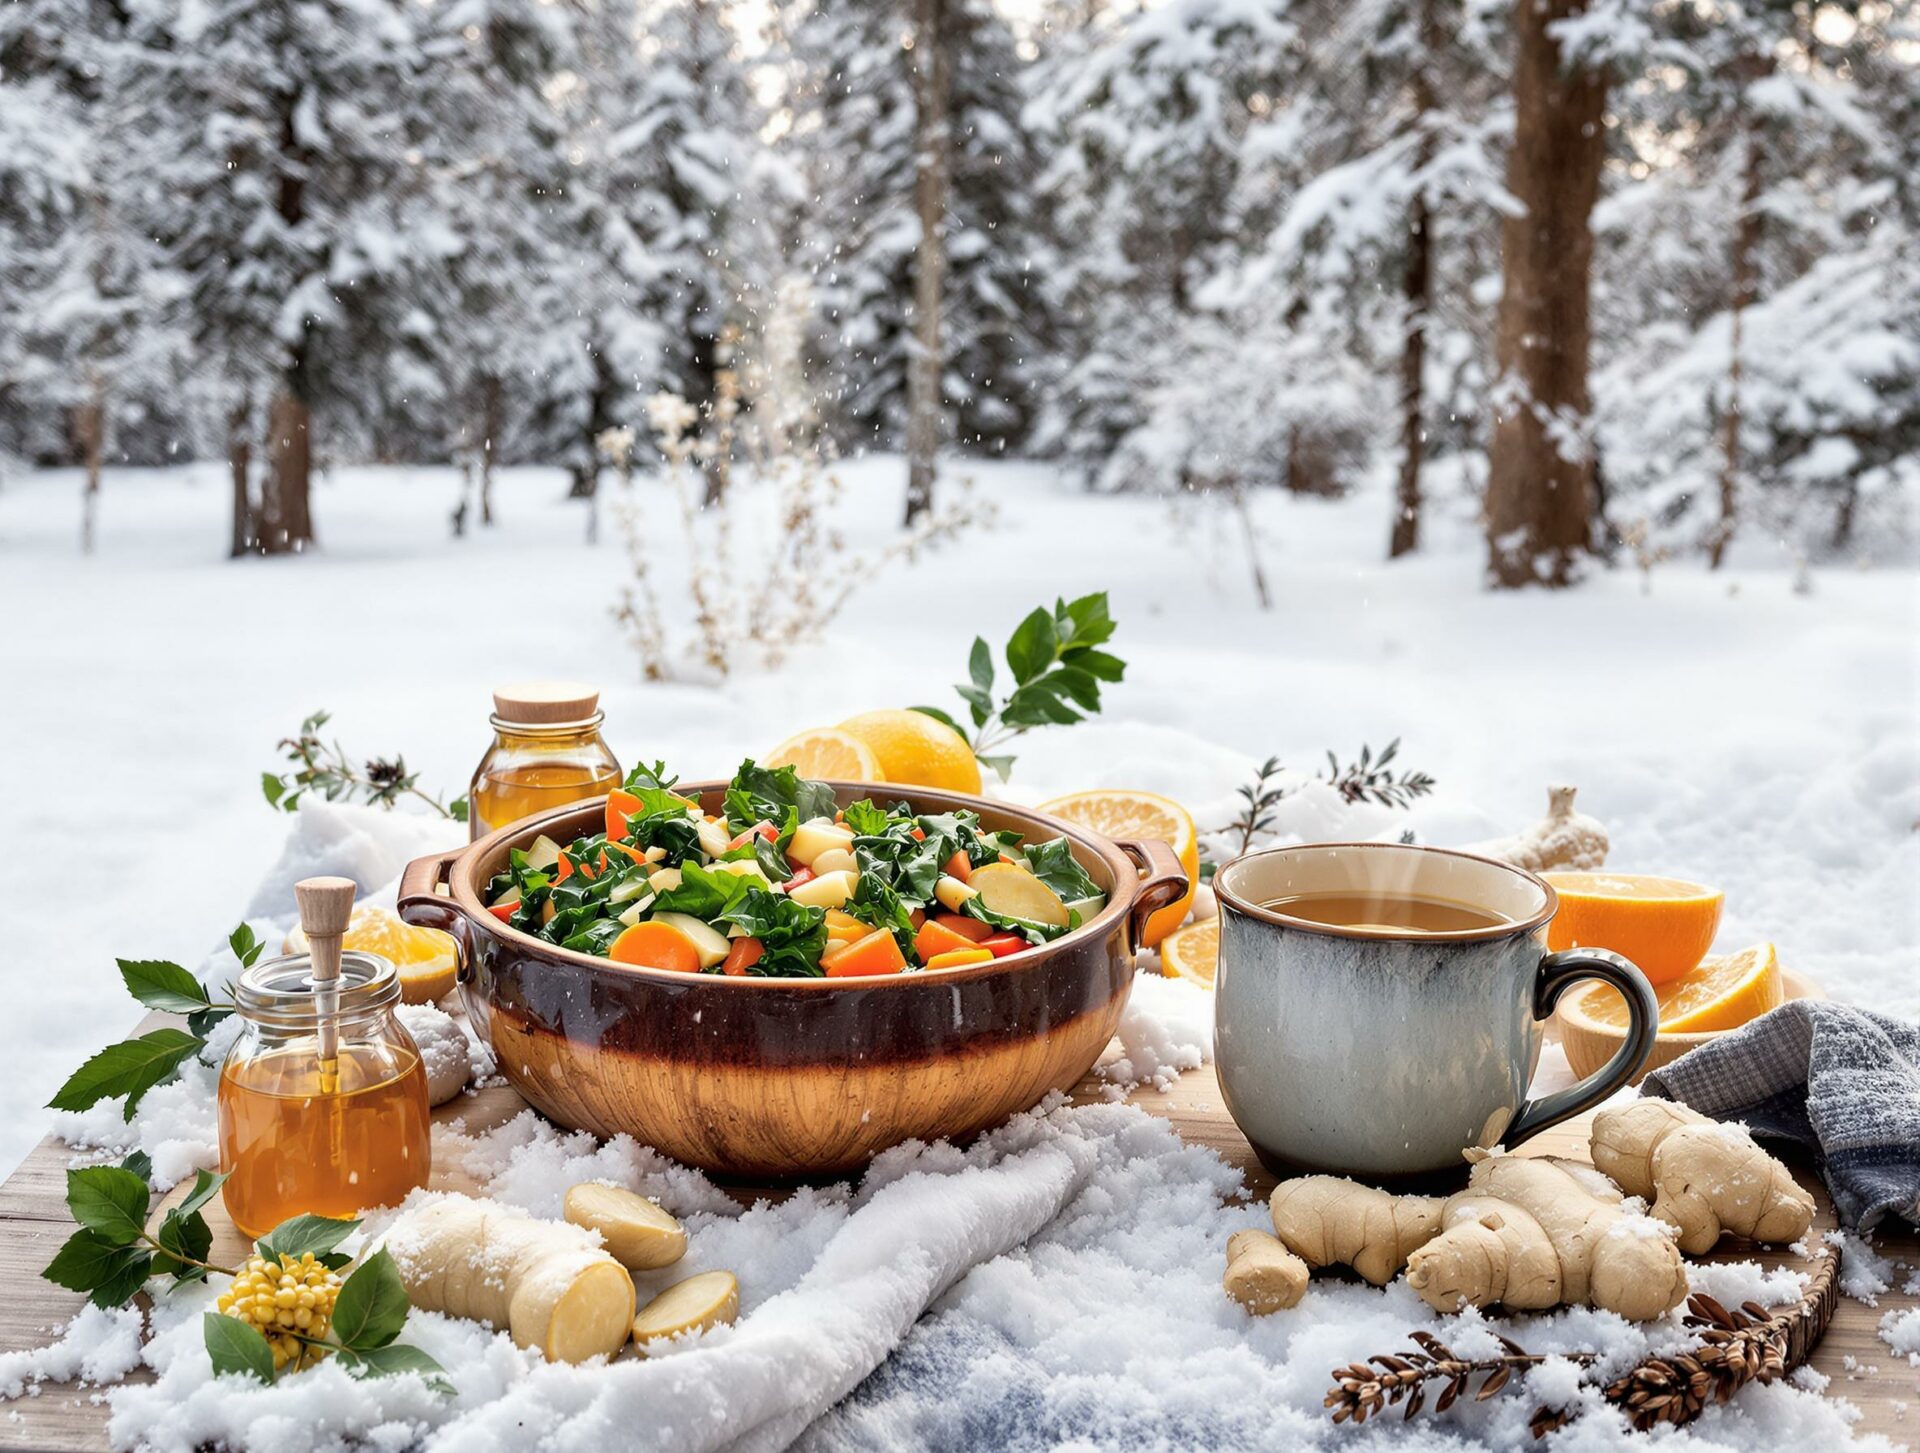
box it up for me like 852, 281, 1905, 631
612, 317, 991, 682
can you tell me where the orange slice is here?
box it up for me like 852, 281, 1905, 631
764, 727, 884, 783
1543, 871, 1724, 986
1038, 789, 1198, 947
1159, 915, 1218, 986
1561, 942, 1782, 1035
284, 905, 459, 1004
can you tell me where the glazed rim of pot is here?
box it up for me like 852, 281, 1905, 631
1212, 841, 1559, 945
448, 783, 1159, 988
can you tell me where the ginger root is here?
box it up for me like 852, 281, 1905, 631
385, 1195, 636, 1363
1269, 1157, 1689, 1321
1222, 1229, 1309, 1314
1268, 1177, 1443, 1286
1464, 785, 1608, 873
564, 1182, 688, 1271
1590, 1100, 1815, 1255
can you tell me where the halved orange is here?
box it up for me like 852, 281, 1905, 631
1560, 942, 1782, 1035
765, 727, 884, 783
1159, 915, 1219, 987
1038, 789, 1198, 947
285, 905, 459, 1004
1543, 871, 1724, 986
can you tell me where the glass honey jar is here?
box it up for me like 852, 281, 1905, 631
469, 681, 622, 840
217, 951, 432, 1239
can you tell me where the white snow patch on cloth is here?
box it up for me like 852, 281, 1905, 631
1880, 1306, 1920, 1357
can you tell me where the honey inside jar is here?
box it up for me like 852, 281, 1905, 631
217, 951, 432, 1239
470, 682, 621, 839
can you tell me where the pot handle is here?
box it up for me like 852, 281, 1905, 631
397, 846, 471, 980
1116, 838, 1190, 949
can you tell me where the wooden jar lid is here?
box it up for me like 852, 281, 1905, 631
492, 681, 601, 725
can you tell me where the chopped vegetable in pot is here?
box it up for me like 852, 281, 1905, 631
482, 758, 1106, 977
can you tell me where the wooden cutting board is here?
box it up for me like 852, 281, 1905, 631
1, 1032, 1914, 1452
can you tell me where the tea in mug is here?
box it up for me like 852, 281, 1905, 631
1263, 892, 1511, 934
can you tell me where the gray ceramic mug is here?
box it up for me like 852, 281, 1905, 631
1213, 842, 1658, 1181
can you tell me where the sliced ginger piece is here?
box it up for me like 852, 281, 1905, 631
632, 1270, 739, 1351
564, 1182, 689, 1271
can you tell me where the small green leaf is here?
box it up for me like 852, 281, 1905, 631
1004, 607, 1058, 686
44, 1226, 144, 1298
977, 754, 1016, 781
336, 1342, 452, 1392
175, 1168, 228, 1220
186, 1006, 231, 1039
230, 923, 263, 968
118, 960, 211, 1014
49, 1029, 202, 1114
257, 1212, 359, 1263
1066, 647, 1126, 683
449, 796, 470, 824
120, 1149, 153, 1182
65, 1166, 151, 1245
1057, 592, 1116, 648
204, 1313, 276, 1383
152, 1205, 213, 1280
967, 636, 994, 693
331, 1248, 410, 1351
261, 772, 286, 808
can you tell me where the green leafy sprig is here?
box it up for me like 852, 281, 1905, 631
49, 926, 260, 1122
913, 593, 1126, 780
264, 709, 468, 822
44, 1161, 230, 1306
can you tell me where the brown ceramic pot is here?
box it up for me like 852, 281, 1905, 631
397, 782, 1189, 1179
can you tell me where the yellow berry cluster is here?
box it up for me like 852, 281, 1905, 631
215, 1252, 342, 1372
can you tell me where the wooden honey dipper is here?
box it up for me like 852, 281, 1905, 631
293, 875, 356, 1096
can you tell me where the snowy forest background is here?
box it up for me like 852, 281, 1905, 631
2, 0, 1917, 581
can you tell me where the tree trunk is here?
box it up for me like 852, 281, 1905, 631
261, 92, 315, 556
228, 400, 255, 558
263, 388, 312, 554
1709, 70, 1768, 571
1390, 0, 1441, 560
903, 0, 950, 527
73, 382, 104, 556
1483, 0, 1608, 588
480, 373, 500, 526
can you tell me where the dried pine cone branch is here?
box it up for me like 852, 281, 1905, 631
1530, 1243, 1840, 1438
1325, 1330, 1595, 1426
1327, 1244, 1840, 1437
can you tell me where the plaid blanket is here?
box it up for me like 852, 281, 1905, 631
1643, 1000, 1920, 1232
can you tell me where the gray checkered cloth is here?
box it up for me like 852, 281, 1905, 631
1642, 1000, 1920, 1232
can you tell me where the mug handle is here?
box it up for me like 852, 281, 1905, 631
1505, 948, 1658, 1147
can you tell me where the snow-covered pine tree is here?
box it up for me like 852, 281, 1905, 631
123, 0, 429, 553
791, 0, 1046, 478
0, 2, 183, 537
1024, 0, 1325, 492
528, 0, 767, 512
1593, 0, 1915, 562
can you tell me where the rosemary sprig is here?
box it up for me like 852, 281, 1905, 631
1326, 1330, 1590, 1425
1321, 738, 1435, 808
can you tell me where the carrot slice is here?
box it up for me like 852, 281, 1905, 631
979, 933, 1028, 958
606, 789, 643, 842
609, 921, 702, 973
925, 948, 994, 969
487, 901, 516, 923
915, 918, 978, 963
942, 851, 972, 884
822, 929, 907, 978
932, 913, 992, 943
722, 937, 764, 976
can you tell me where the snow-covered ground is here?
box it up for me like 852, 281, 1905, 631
0, 456, 1915, 1176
